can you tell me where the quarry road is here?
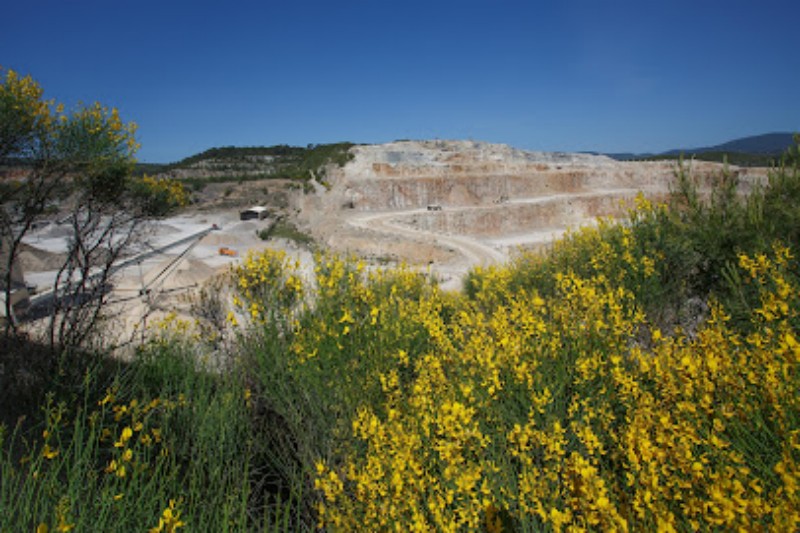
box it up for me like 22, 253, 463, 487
346, 188, 641, 265
344, 188, 646, 289
347, 208, 506, 268
504, 187, 641, 206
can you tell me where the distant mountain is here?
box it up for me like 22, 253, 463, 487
607, 132, 797, 165
603, 152, 655, 160
661, 132, 796, 156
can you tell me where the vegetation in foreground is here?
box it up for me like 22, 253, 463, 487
2, 67, 799, 531
2, 141, 798, 531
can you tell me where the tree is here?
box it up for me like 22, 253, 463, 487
0, 68, 184, 352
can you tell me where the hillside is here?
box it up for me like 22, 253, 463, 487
131, 143, 356, 212
664, 132, 796, 155
609, 132, 797, 165
141, 143, 354, 182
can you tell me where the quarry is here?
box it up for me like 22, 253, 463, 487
297, 140, 765, 289
6, 140, 768, 331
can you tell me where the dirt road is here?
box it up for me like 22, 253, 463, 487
342, 187, 644, 289
349, 208, 505, 262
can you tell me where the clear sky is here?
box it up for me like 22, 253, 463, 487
3, 0, 799, 162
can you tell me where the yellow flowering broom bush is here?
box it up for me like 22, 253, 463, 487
230, 249, 305, 328
215, 175, 800, 532
307, 240, 799, 531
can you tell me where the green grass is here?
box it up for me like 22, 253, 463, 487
0, 330, 306, 531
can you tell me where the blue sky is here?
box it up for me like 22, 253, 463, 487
3, 0, 799, 162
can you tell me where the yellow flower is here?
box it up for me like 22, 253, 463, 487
149, 499, 186, 532
42, 443, 59, 460
56, 521, 74, 532
114, 427, 133, 448
98, 389, 115, 406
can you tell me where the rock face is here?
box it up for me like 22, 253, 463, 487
325, 139, 765, 210
328, 140, 681, 212
398, 191, 654, 237
346, 140, 617, 175
297, 140, 767, 289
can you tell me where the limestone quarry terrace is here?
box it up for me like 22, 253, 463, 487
327, 140, 755, 208
297, 140, 767, 287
